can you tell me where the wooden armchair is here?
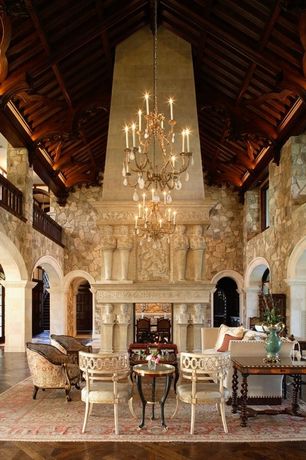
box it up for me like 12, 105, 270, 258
136, 317, 151, 343
157, 317, 171, 342
79, 351, 134, 434
26, 342, 81, 401
174, 352, 231, 434
50, 334, 92, 364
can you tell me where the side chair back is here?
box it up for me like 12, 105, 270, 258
78, 351, 133, 435
175, 352, 231, 434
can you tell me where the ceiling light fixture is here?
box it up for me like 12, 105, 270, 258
122, 0, 193, 207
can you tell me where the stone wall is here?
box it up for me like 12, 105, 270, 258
51, 184, 244, 282
204, 185, 244, 280
244, 136, 306, 294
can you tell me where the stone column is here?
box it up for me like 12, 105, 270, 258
287, 280, 306, 337
48, 286, 66, 335
176, 303, 189, 352
116, 303, 130, 351
173, 225, 189, 281
191, 303, 204, 352
100, 303, 115, 352
2, 280, 36, 352
245, 287, 261, 326
188, 225, 205, 281
116, 226, 133, 281
101, 226, 116, 280
7, 145, 33, 222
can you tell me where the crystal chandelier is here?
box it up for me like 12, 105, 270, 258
122, 0, 193, 206
134, 191, 176, 243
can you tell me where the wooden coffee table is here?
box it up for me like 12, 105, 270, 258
231, 357, 306, 427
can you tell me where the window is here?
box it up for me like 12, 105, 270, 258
261, 181, 269, 230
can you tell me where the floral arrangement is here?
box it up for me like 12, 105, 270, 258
146, 348, 161, 364
262, 293, 283, 326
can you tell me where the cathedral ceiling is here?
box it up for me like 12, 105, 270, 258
0, 0, 306, 204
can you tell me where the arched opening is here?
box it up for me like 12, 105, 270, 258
32, 266, 50, 338
287, 236, 306, 336
76, 281, 93, 335
245, 257, 270, 326
213, 277, 239, 327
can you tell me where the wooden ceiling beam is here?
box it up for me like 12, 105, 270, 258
161, 0, 304, 80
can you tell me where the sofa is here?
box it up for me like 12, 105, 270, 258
201, 327, 295, 404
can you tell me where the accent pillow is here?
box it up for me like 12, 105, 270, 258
217, 333, 243, 352
214, 324, 244, 351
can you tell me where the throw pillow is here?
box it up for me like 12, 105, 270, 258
217, 333, 243, 352
214, 324, 244, 351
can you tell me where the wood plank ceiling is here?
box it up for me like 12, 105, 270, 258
0, 0, 306, 204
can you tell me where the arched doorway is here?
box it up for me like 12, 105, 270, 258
287, 236, 306, 336
213, 277, 239, 327
76, 281, 93, 335
245, 257, 270, 326
32, 266, 50, 337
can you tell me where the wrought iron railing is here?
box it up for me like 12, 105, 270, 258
33, 204, 63, 246
0, 173, 24, 220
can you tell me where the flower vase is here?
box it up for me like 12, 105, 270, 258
148, 359, 157, 370
262, 322, 284, 362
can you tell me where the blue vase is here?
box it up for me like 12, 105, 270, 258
263, 323, 284, 361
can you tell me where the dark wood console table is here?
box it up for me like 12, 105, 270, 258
231, 357, 306, 427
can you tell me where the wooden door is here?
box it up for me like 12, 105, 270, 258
76, 282, 92, 334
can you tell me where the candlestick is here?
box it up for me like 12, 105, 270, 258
163, 191, 167, 204
135, 215, 138, 228
186, 128, 190, 152
168, 208, 171, 221
124, 125, 129, 148
151, 188, 154, 200
131, 122, 136, 147
138, 109, 142, 132
144, 93, 149, 115
168, 98, 174, 120
142, 192, 146, 207
159, 219, 162, 228
182, 129, 185, 152
173, 211, 177, 224
138, 204, 141, 218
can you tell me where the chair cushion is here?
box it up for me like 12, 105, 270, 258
214, 324, 244, 351
81, 382, 132, 404
177, 383, 230, 403
217, 333, 243, 352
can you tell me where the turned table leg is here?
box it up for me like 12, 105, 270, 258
232, 366, 238, 414
240, 373, 248, 427
136, 374, 147, 429
292, 375, 301, 415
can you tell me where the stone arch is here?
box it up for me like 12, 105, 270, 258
63, 270, 95, 337
210, 270, 244, 327
244, 257, 270, 327
245, 257, 271, 289
0, 228, 28, 281
286, 236, 306, 336
31, 255, 63, 336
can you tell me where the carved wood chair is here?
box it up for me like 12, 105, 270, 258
136, 317, 151, 342
157, 317, 171, 342
79, 351, 134, 435
173, 352, 231, 434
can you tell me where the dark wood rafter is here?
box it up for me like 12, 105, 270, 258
0, 0, 305, 201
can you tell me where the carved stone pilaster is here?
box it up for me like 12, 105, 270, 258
116, 226, 133, 281
101, 225, 116, 280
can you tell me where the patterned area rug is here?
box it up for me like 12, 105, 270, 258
0, 378, 305, 442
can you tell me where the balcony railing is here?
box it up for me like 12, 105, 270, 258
0, 174, 25, 220
33, 204, 63, 246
